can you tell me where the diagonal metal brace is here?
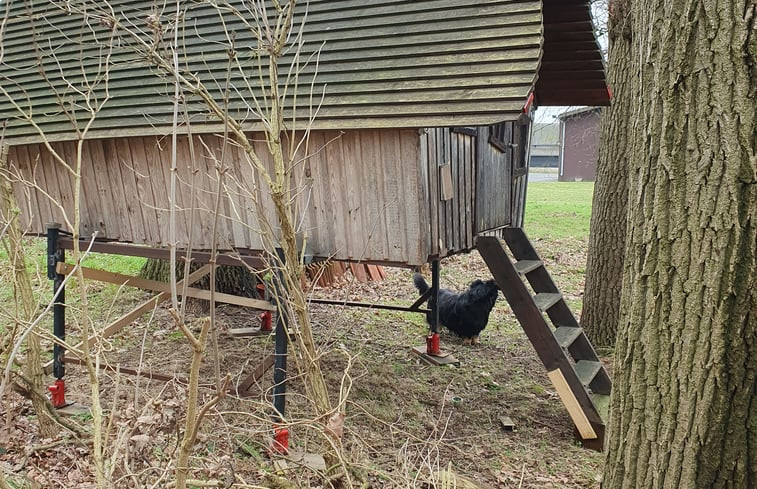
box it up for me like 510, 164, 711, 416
409, 288, 433, 310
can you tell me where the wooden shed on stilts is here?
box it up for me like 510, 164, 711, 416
0, 0, 611, 448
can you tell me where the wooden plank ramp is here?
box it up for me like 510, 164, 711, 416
476, 230, 611, 451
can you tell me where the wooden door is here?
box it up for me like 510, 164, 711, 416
475, 123, 513, 232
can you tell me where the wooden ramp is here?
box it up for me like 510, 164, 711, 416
477, 230, 611, 450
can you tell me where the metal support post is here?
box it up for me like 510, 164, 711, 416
271, 248, 289, 453
426, 259, 441, 355
46, 223, 67, 407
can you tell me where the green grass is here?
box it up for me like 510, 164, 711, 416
523, 182, 595, 240
0, 236, 147, 317
0, 237, 145, 277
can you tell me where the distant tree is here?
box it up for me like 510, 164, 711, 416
603, 0, 756, 487
581, 0, 632, 347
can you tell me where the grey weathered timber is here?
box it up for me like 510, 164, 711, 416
7, 130, 430, 264
0, 0, 606, 145
476, 124, 513, 233
1, 0, 542, 144
1, 1, 607, 268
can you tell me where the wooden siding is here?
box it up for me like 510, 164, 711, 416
7, 129, 429, 266
0, 0, 543, 145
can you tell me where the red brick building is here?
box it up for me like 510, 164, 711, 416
558, 107, 602, 181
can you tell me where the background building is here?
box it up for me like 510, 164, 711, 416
558, 107, 602, 181
529, 122, 560, 168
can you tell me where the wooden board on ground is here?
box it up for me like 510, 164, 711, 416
227, 327, 273, 338
499, 416, 515, 431
56, 403, 91, 417
273, 450, 326, 473
411, 346, 460, 366
236, 354, 275, 396
62, 355, 179, 383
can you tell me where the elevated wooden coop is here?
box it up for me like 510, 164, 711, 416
0, 0, 612, 448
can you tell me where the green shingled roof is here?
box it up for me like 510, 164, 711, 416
1, 0, 547, 144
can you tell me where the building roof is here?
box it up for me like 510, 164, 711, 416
531, 122, 560, 145
557, 106, 602, 120
530, 122, 560, 156
0, 0, 608, 145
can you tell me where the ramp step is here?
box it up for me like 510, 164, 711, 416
533, 292, 562, 312
513, 259, 542, 275
590, 393, 611, 421
554, 326, 584, 348
575, 360, 603, 387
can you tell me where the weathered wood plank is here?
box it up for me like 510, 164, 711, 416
451, 129, 461, 249
343, 131, 365, 260
38, 143, 66, 227
6, 147, 33, 227
424, 129, 438, 258
62, 355, 178, 383
363, 130, 388, 261
464, 131, 475, 249
400, 129, 425, 265
417, 130, 432, 260
324, 132, 349, 258
101, 139, 137, 242
382, 129, 405, 263
302, 131, 325, 257
88, 139, 123, 240
25, 144, 54, 229
57, 262, 276, 311
128, 137, 162, 245
80, 140, 108, 237
157, 136, 190, 246
113, 138, 146, 243
443, 128, 454, 252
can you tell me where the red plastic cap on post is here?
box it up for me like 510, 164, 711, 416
260, 311, 273, 332
271, 425, 289, 455
426, 333, 441, 356
48, 379, 66, 408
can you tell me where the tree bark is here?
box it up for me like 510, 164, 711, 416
603, 1, 756, 488
581, 0, 633, 348
139, 259, 260, 300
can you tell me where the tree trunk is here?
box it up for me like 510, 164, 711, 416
0, 145, 57, 438
603, 1, 756, 488
581, 0, 632, 348
139, 259, 261, 299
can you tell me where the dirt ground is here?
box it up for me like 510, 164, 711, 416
0, 242, 606, 488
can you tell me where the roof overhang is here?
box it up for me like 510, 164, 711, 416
534, 0, 610, 107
